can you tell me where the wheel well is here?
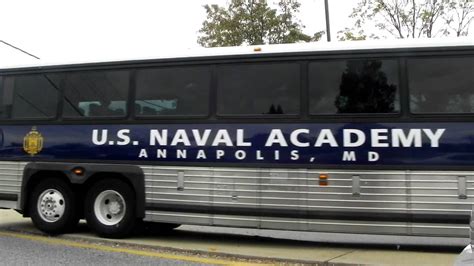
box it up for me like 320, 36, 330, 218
23, 171, 72, 217
83, 172, 135, 195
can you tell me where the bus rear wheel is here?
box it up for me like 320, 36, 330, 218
85, 179, 136, 238
29, 178, 79, 234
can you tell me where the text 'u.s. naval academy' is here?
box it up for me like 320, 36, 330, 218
91, 127, 446, 163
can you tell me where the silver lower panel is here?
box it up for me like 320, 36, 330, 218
0, 161, 26, 210
145, 210, 468, 237
0, 162, 471, 237
142, 166, 474, 237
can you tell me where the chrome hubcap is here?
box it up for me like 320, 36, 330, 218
94, 190, 126, 226
37, 189, 65, 223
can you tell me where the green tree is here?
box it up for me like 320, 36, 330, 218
445, 0, 474, 36
198, 0, 323, 47
336, 60, 397, 113
338, 28, 368, 41
339, 0, 473, 40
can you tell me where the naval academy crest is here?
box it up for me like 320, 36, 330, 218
23, 126, 43, 156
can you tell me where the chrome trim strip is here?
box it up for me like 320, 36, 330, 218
0, 183, 20, 187
145, 180, 459, 190
142, 165, 474, 176
145, 211, 467, 230
0, 190, 19, 193
145, 198, 470, 213
146, 183, 458, 192
145, 192, 472, 205
146, 185, 462, 197
146, 174, 462, 183
0, 178, 22, 182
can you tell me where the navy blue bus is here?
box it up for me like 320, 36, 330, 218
0, 39, 473, 239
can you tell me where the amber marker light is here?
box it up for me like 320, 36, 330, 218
319, 174, 328, 186
72, 167, 85, 176
254, 47, 262, 52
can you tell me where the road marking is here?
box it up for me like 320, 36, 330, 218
0, 230, 271, 266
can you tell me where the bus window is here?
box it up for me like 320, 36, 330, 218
77, 101, 127, 117
62, 70, 129, 118
135, 66, 210, 117
0, 76, 13, 119
0, 76, 7, 119
217, 63, 300, 116
408, 57, 474, 114
7, 74, 61, 119
309, 59, 400, 114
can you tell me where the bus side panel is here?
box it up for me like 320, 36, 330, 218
0, 161, 27, 210
409, 172, 473, 236
143, 166, 472, 237
144, 166, 260, 228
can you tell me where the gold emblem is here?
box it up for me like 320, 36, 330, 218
23, 126, 43, 156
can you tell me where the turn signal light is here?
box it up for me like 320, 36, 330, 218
319, 174, 328, 186
254, 47, 262, 52
72, 167, 85, 176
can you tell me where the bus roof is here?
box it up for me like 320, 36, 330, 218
1, 38, 474, 70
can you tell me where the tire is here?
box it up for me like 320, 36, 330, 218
29, 178, 79, 234
85, 179, 136, 238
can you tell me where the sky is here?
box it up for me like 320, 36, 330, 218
0, 0, 359, 66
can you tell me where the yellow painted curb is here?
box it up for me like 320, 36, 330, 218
0, 231, 272, 266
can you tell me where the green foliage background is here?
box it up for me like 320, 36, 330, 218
198, 0, 324, 47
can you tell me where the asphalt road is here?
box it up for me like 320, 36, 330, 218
0, 233, 207, 266
0, 210, 466, 265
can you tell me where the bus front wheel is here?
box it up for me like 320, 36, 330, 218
29, 178, 79, 234
85, 179, 136, 238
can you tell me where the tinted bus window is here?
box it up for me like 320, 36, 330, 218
217, 63, 300, 115
0, 76, 5, 119
0, 77, 14, 119
408, 57, 474, 114
135, 66, 210, 116
6, 74, 61, 119
309, 59, 400, 114
63, 70, 129, 118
